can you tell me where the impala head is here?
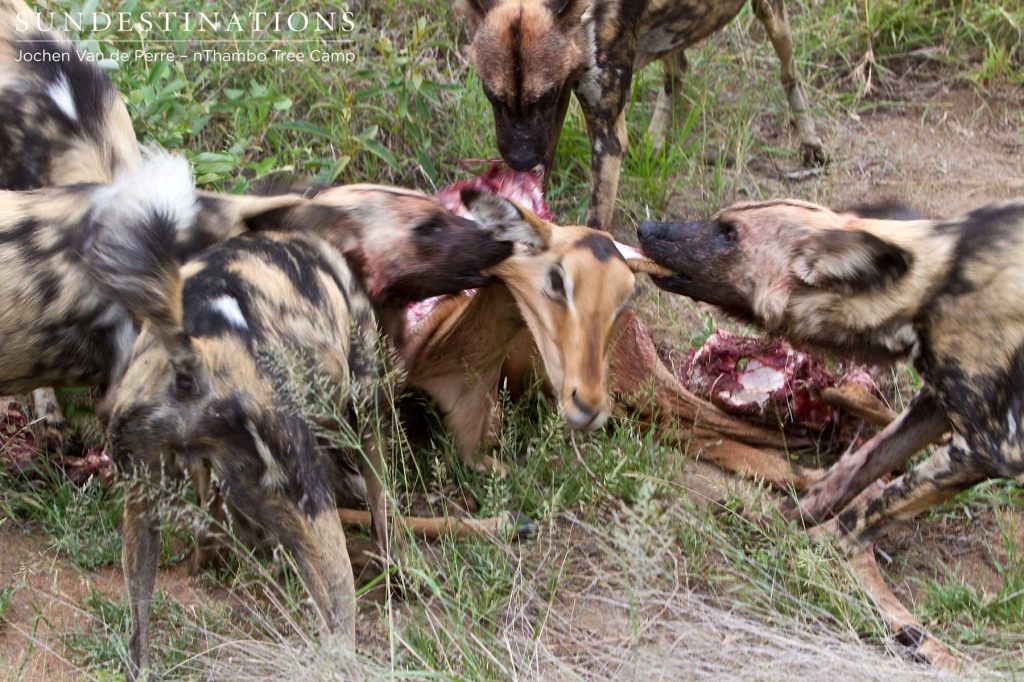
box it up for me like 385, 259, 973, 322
463, 189, 650, 431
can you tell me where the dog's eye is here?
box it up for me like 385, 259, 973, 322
532, 87, 560, 108
719, 222, 738, 244
416, 219, 444, 234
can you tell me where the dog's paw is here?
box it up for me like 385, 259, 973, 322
800, 140, 828, 167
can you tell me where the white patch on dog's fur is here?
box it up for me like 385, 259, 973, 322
1009, 409, 1018, 441
96, 147, 198, 234
210, 295, 248, 330
247, 421, 287, 491
47, 73, 77, 122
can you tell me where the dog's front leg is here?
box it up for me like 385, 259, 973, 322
785, 388, 949, 525
122, 469, 163, 682
752, 0, 826, 166
578, 63, 632, 231
820, 441, 986, 555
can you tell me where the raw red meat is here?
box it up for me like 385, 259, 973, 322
660, 329, 888, 441
433, 163, 554, 221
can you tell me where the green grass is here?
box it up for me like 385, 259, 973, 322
2, 0, 1023, 679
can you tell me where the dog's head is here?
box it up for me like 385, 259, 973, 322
463, 189, 646, 431
458, 0, 592, 172
637, 199, 917, 333
279, 185, 515, 307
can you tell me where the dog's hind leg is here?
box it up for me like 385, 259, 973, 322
752, 0, 825, 166
786, 388, 949, 525
648, 51, 688, 153
122, 466, 164, 682
30, 388, 75, 453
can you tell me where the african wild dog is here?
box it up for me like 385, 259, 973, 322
1, 0, 141, 446
0, 0, 139, 188
0, 150, 312, 448
637, 198, 1024, 559
401, 189, 656, 471
85, 175, 522, 680
458, 0, 825, 231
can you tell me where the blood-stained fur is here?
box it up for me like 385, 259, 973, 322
402, 189, 653, 470
638, 198, 1024, 557
86, 182, 520, 680
458, 0, 824, 230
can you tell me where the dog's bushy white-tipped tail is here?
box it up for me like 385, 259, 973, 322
86, 149, 199, 383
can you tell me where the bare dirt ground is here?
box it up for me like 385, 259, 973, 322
2, 78, 1022, 680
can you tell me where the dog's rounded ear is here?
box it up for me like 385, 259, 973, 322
793, 227, 912, 295
462, 189, 552, 252
456, 0, 494, 38
549, 0, 593, 24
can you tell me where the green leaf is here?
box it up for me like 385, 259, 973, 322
273, 98, 293, 111
415, 148, 437, 183
270, 121, 338, 141
361, 139, 399, 170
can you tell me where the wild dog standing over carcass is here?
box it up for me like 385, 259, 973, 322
86, 172, 525, 680
457, 0, 825, 231
0, 0, 142, 448
638, 198, 1024, 663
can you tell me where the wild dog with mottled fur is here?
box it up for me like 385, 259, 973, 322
637, 198, 1024, 556
0, 150, 312, 443
87, 177, 519, 680
458, 0, 825, 231
0, 0, 141, 445
0, 0, 139, 188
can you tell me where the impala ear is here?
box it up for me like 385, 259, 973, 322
612, 241, 674, 276
461, 189, 552, 252
793, 226, 912, 295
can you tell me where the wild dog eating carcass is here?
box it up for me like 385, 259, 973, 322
638, 198, 1024, 665
86, 171, 523, 679
458, 0, 825, 231
1, 0, 142, 448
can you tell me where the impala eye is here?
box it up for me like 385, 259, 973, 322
546, 263, 569, 302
